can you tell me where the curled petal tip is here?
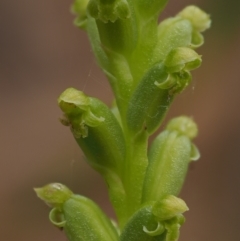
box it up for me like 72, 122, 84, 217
143, 222, 165, 236
190, 144, 200, 161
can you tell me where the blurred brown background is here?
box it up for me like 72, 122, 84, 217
1, 0, 240, 240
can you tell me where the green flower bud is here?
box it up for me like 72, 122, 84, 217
152, 196, 189, 221
151, 196, 188, 241
58, 88, 90, 115
166, 116, 198, 139
103, 49, 133, 103
94, 16, 138, 55
127, 62, 169, 134
155, 47, 201, 95
58, 88, 105, 138
58, 87, 126, 223
177, 6, 211, 48
86, 0, 137, 55
58, 88, 125, 174
164, 47, 202, 73
127, 54, 198, 135
120, 200, 187, 241
142, 116, 199, 202
34, 183, 73, 208
62, 195, 119, 241
178, 6, 211, 32
36, 184, 119, 241
151, 17, 192, 64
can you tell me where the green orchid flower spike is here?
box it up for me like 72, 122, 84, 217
36, 1, 211, 241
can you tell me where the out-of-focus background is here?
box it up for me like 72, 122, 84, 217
1, 0, 240, 240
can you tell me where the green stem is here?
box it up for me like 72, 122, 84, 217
121, 128, 149, 224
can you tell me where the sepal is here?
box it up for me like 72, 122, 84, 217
86, 15, 111, 72
152, 196, 188, 241
164, 47, 202, 73
58, 88, 89, 113
152, 196, 189, 221
58, 88, 105, 138
34, 183, 73, 208
63, 194, 119, 241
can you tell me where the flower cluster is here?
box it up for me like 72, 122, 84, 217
36, 1, 210, 240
